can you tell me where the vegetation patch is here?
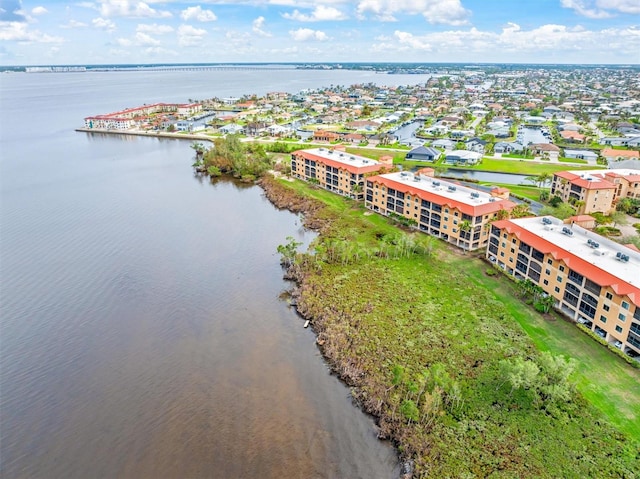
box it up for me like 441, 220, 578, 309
264, 176, 640, 478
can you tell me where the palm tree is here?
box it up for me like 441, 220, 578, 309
458, 220, 472, 250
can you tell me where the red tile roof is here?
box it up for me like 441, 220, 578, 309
369, 175, 516, 217
492, 220, 639, 303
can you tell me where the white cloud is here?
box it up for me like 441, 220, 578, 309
383, 23, 640, 58
180, 6, 217, 22
134, 31, 160, 45
282, 5, 348, 22
98, 0, 172, 19
61, 19, 88, 29
356, 0, 470, 25
31, 6, 48, 15
137, 23, 173, 34
116, 37, 132, 46
560, 0, 612, 19
252, 16, 272, 37
562, 0, 640, 16
144, 46, 177, 56
0, 21, 63, 42
92, 17, 116, 31
597, 0, 640, 14
177, 24, 207, 46
289, 27, 329, 41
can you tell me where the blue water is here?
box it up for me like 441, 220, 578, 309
0, 69, 436, 478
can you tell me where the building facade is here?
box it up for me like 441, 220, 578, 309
550, 169, 640, 214
487, 216, 640, 358
291, 148, 386, 200
365, 171, 516, 251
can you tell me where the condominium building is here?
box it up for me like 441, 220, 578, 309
365, 170, 516, 251
290, 148, 387, 200
487, 216, 640, 357
550, 169, 640, 214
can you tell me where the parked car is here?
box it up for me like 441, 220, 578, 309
613, 340, 623, 349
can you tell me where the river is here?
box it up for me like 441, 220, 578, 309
0, 68, 435, 478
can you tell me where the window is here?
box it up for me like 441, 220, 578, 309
606, 292, 613, 300
547, 259, 553, 265
600, 315, 607, 323
618, 313, 626, 322
559, 266, 565, 272
603, 304, 610, 312
554, 286, 560, 293
545, 269, 551, 275
543, 279, 549, 285
615, 325, 623, 333
557, 276, 563, 283
622, 301, 630, 310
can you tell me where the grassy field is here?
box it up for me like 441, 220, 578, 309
478, 182, 543, 202
268, 176, 640, 477
456, 157, 602, 175
462, 258, 640, 439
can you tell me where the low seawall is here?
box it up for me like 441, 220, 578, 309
75, 128, 214, 143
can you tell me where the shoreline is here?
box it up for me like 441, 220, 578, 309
75, 127, 215, 143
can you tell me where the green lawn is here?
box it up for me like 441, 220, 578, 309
461, 158, 602, 175
270, 177, 640, 477
478, 182, 543, 202
463, 259, 640, 439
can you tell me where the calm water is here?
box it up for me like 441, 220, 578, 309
0, 69, 435, 478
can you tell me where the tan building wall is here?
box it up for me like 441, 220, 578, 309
365, 178, 511, 251
487, 222, 640, 355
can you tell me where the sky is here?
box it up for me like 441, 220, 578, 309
0, 0, 639, 65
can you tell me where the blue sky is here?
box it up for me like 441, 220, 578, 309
0, 0, 639, 65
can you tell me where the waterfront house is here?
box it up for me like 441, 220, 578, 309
487, 216, 640, 357
563, 149, 599, 162
494, 141, 525, 154
601, 148, 640, 163
444, 150, 483, 165
219, 123, 245, 135
405, 146, 441, 162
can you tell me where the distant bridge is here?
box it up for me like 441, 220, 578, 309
89, 65, 298, 73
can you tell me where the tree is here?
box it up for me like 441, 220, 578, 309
458, 220, 472, 249
549, 195, 563, 207
511, 203, 533, 218
277, 236, 302, 267
609, 210, 627, 228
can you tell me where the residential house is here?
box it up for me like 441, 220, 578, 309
494, 141, 525, 154
405, 146, 441, 162
465, 137, 487, 154
530, 143, 561, 157
560, 130, 587, 143
219, 123, 245, 135
486, 216, 640, 357
601, 148, 640, 163
563, 149, 599, 162
313, 130, 341, 143
444, 150, 483, 165
432, 139, 456, 150
365, 171, 515, 251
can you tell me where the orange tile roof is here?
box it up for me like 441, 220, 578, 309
369, 175, 516, 217
602, 148, 639, 158
492, 220, 640, 303
554, 171, 617, 190
293, 150, 383, 175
